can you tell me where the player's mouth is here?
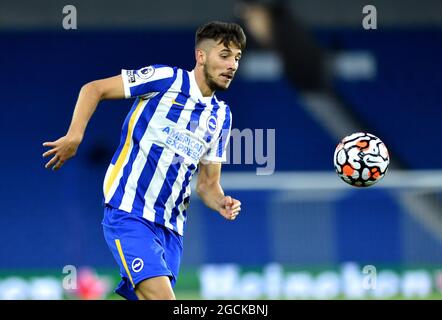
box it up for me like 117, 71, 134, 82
220, 73, 234, 81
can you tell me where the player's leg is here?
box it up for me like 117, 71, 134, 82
135, 276, 175, 300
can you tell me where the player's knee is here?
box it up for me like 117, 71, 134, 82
135, 277, 176, 300
136, 287, 175, 300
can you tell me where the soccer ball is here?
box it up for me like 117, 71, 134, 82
334, 132, 390, 187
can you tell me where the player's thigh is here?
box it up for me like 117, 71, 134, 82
135, 275, 176, 300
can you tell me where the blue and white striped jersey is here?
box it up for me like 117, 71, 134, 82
103, 65, 232, 236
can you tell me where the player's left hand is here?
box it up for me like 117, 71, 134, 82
219, 196, 241, 221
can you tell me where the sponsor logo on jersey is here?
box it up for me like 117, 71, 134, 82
163, 127, 204, 163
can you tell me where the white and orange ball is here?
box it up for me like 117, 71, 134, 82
334, 132, 390, 187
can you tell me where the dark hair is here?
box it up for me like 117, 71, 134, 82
195, 21, 246, 51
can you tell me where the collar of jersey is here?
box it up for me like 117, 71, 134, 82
189, 70, 214, 105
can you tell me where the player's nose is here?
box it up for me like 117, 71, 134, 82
227, 58, 238, 71
227, 64, 237, 74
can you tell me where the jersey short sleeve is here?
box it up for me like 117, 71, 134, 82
121, 65, 175, 98
201, 107, 232, 163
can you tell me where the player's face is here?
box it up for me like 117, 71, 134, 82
203, 42, 242, 91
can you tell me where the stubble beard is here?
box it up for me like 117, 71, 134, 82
203, 63, 228, 92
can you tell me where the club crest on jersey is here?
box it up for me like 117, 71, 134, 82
131, 258, 144, 273
136, 66, 155, 79
206, 115, 217, 134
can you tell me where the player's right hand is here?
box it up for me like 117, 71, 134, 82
42, 135, 82, 171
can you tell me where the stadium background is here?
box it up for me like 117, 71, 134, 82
1, 0, 441, 299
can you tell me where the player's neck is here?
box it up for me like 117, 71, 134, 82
193, 67, 215, 97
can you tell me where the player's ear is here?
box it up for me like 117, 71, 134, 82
195, 48, 206, 66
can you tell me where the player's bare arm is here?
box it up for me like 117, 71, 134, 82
196, 161, 241, 220
42, 75, 124, 171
